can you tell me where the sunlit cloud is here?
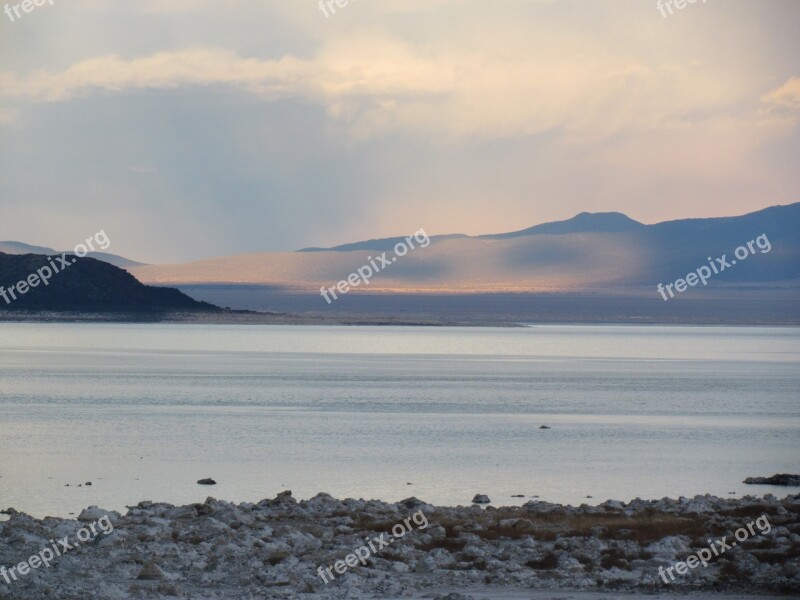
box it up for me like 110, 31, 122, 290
762, 76, 800, 111
0, 38, 775, 144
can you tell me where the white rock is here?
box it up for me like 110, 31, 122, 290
77, 506, 121, 524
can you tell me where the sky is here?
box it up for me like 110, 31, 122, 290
1, 0, 799, 263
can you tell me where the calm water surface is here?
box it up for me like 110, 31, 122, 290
0, 324, 798, 518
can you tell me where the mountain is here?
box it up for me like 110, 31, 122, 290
0, 252, 218, 312
297, 212, 645, 250
298, 233, 468, 253
0, 241, 55, 255
0, 241, 146, 268
128, 202, 800, 293
482, 211, 645, 239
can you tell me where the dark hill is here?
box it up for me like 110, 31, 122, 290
0, 252, 219, 312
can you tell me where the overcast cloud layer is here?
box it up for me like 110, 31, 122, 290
1, 0, 798, 262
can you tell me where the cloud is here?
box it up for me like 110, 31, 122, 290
762, 77, 800, 111
0, 49, 311, 103
1, 1, 794, 146
1, 0, 798, 261
0, 36, 763, 144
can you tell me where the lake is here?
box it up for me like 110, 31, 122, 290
1, 323, 798, 518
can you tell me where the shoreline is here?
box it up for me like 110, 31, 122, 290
2, 492, 798, 599
0, 310, 493, 327
1, 310, 800, 327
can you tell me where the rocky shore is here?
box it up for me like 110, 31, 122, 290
1, 492, 798, 599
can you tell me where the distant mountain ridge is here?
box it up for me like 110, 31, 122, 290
129, 202, 800, 293
298, 233, 468, 253
483, 211, 645, 240
0, 241, 145, 268
297, 211, 644, 253
298, 207, 782, 251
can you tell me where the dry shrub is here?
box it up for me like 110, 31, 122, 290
349, 515, 398, 534
410, 509, 710, 547
718, 558, 745, 580
421, 537, 468, 553
526, 552, 559, 570
749, 549, 791, 565
720, 504, 783, 519
599, 548, 628, 570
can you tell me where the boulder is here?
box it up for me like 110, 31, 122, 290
77, 506, 120, 523
137, 560, 166, 581
743, 474, 800, 486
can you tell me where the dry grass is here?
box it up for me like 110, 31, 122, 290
419, 509, 710, 547
349, 515, 402, 535
719, 504, 784, 519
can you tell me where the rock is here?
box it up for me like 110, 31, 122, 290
137, 560, 166, 580
3, 490, 798, 598
269, 490, 296, 506
77, 506, 120, 523
400, 496, 426, 509
472, 494, 491, 504
499, 518, 535, 531
523, 500, 564, 514
391, 562, 410, 573
197, 478, 217, 485
743, 474, 800, 486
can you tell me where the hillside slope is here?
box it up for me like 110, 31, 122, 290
0, 253, 218, 312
